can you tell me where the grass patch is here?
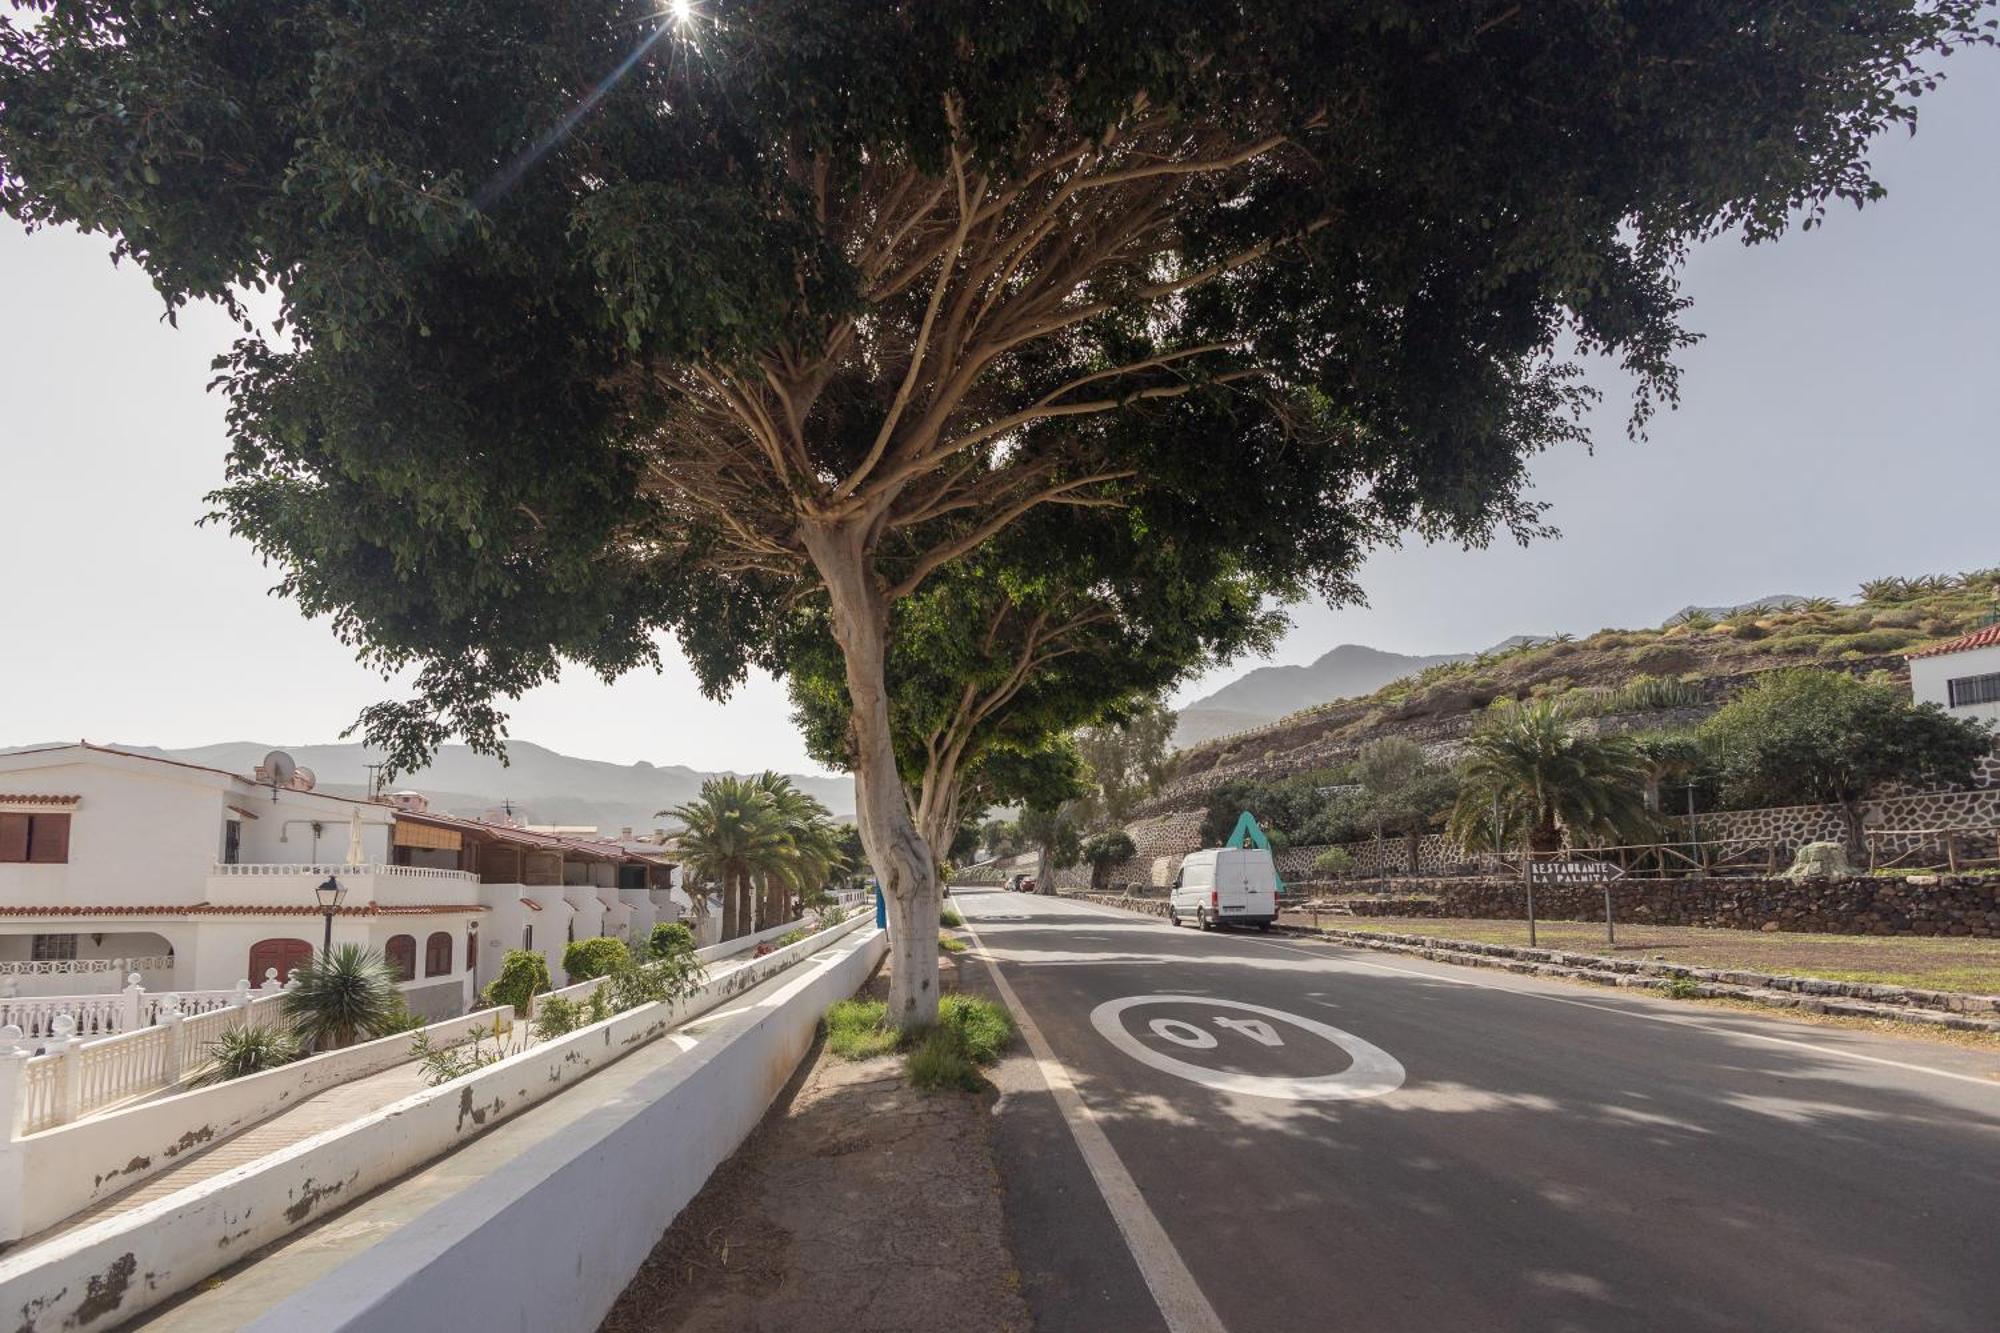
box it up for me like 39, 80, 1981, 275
939, 935, 969, 954
906, 996, 1015, 1092
940, 906, 965, 928
824, 998, 899, 1060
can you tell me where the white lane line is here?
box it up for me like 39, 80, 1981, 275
1043, 897, 2000, 1092
958, 909, 1229, 1333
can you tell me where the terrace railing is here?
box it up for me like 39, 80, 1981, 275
1866, 827, 2000, 874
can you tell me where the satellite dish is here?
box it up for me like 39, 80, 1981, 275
291, 766, 316, 792
262, 750, 297, 791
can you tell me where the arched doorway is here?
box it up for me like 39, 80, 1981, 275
248, 938, 313, 986
384, 934, 417, 982
424, 931, 453, 977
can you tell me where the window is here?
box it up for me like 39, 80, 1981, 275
31, 934, 77, 962
223, 819, 242, 865
424, 931, 453, 977
1947, 672, 2000, 708
0, 813, 70, 864
522, 924, 533, 952
384, 934, 417, 981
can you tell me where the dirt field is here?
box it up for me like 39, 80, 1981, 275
1290, 914, 2000, 993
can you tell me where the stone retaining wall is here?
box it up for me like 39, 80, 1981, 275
1302, 874, 2000, 938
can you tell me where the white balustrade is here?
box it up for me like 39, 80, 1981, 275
3, 980, 290, 1135
210, 861, 475, 882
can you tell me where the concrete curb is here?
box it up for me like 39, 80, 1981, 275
1061, 892, 2000, 1035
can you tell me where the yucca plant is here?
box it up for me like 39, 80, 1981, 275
190, 1023, 300, 1086
281, 943, 403, 1051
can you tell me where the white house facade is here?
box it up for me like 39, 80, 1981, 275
0, 745, 685, 1023
1908, 626, 2000, 728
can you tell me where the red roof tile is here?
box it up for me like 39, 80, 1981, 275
0, 794, 80, 806
1907, 624, 2000, 659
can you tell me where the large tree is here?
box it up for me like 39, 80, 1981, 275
4, 1, 1983, 1025
1700, 667, 1991, 853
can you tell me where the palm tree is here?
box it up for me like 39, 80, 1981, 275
664, 776, 791, 940
748, 772, 848, 926
1449, 701, 1654, 856
280, 944, 402, 1051
1631, 731, 1704, 814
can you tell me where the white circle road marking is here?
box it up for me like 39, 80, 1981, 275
1090, 995, 1406, 1102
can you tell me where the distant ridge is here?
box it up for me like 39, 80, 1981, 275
1174, 643, 1471, 746
3, 739, 853, 833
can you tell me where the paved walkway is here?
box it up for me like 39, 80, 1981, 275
21, 1058, 435, 1250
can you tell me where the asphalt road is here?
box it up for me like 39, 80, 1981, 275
952, 886, 2000, 1333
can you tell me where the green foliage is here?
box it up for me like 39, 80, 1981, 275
1816, 629, 1918, 656
1313, 846, 1356, 877
775, 928, 811, 948
410, 1022, 513, 1088
1448, 701, 1655, 853
1074, 703, 1183, 830
482, 949, 552, 1014
280, 944, 403, 1051
190, 1023, 300, 1087
1658, 975, 1704, 1001
1080, 831, 1136, 887
605, 949, 706, 1013
939, 936, 969, 954
1699, 668, 1992, 818
530, 995, 587, 1041
376, 996, 426, 1036
906, 995, 1014, 1092
824, 999, 899, 1060
561, 936, 631, 982
940, 906, 965, 928
1568, 675, 1704, 717
646, 922, 698, 962
816, 904, 851, 929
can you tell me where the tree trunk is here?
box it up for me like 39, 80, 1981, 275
1035, 841, 1053, 892
803, 518, 940, 1029
1839, 799, 1865, 860
720, 872, 739, 940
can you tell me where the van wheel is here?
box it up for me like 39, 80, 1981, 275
1258, 921, 1272, 933
1168, 907, 1180, 927
1197, 909, 1212, 932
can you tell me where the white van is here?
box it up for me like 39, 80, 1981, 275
1169, 848, 1279, 931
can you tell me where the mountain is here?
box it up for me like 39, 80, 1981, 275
1174, 644, 1472, 746
21, 739, 853, 834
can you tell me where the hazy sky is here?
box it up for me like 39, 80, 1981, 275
3, 62, 1995, 777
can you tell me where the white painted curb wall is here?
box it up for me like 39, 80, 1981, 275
251, 922, 886, 1333
0, 1005, 514, 1242
0, 915, 876, 1329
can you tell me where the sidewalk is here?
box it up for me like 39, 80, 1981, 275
601, 951, 1031, 1333
18, 1058, 435, 1251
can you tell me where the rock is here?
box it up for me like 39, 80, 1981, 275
1760, 920, 1780, 932
1783, 841, 1856, 880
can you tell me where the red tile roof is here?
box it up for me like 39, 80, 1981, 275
0, 903, 486, 918
0, 794, 80, 806
1907, 624, 2000, 659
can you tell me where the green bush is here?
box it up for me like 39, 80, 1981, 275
939, 935, 968, 953
483, 949, 552, 1013
940, 906, 965, 928
377, 996, 425, 1035
281, 943, 403, 1051
530, 994, 586, 1040
562, 936, 631, 981
1313, 846, 1355, 876
190, 1023, 300, 1086
646, 922, 697, 961
1816, 629, 1917, 656
775, 927, 811, 948
605, 950, 705, 1012
824, 998, 898, 1059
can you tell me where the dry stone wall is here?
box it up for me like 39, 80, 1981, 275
1361, 874, 2000, 939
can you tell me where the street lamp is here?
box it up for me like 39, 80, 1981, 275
314, 875, 346, 954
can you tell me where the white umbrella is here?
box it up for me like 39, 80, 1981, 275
346, 808, 367, 866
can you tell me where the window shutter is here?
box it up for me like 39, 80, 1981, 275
29, 814, 71, 864
0, 814, 27, 862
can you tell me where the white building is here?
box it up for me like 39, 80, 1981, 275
1908, 625, 2000, 727
0, 745, 684, 1019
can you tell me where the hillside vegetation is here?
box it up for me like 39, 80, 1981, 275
1168, 569, 2000, 796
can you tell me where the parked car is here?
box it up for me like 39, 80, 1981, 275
1020, 876, 1039, 894
1169, 848, 1278, 931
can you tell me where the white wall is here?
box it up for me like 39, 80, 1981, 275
1911, 642, 2000, 726
0, 756, 224, 909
